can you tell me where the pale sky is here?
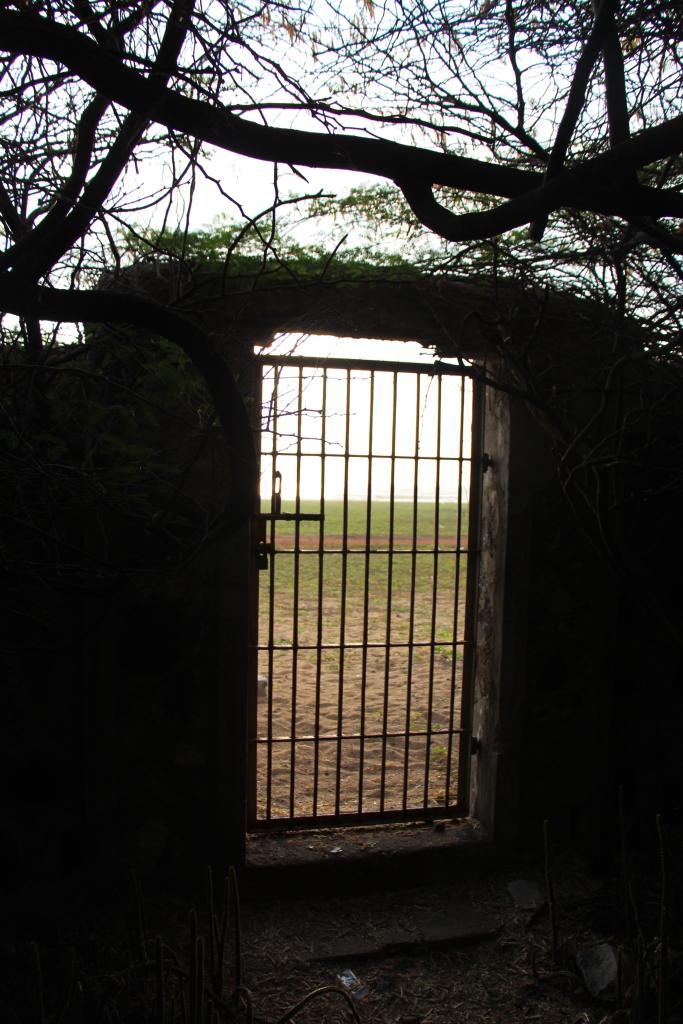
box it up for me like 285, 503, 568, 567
257, 333, 473, 502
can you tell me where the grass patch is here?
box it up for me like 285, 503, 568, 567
262, 499, 469, 547
260, 500, 469, 649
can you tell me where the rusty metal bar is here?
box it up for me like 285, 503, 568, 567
282, 545, 466, 555
445, 376, 468, 806
423, 373, 443, 809
401, 373, 422, 811
288, 366, 304, 817
246, 365, 264, 829
259, 726, 463, 743
253, 805, 463, 831
379, 371, 398, 813
265, 367, 280, 821
357, 370, 375, 813
265, 640, 469, 652
257, 512, 323, 522
312, 369, 327, 818
457, 377, 484, 812
259, 355, 471, 376
334, 369, 352, 816
269, 453, 465, 463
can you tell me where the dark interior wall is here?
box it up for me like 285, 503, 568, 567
3, 539, 249, 880
473, 357, 682, 860
1, 331, 257, 880
610, 471, 683, 845
92, 536, 249, 875
515, 475, 617, 852
472, 378, 606, 854
3, 606, 86, 877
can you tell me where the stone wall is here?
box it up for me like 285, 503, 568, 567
4, 266, 680, 880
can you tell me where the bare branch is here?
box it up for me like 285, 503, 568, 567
530, 0, 621, 241
2, 6, 682, 251
1, 0, 195, 279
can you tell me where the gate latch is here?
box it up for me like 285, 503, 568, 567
255, 539, 272, 570
253, 515, 272, 570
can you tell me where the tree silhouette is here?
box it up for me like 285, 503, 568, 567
1, 0, 682, 535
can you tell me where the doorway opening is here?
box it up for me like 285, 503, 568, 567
248, 342, 481, 830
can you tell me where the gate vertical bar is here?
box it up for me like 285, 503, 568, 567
246, 364, 265, 829
357, 370, 375, 814
334, 369, 352, 816
423, 374, 443, 808
265, 367, 280, 822
312, 369, 328, 818
402, 373, 422, 811
457, 377, 484, 811
289, 366, 304, 817
379, 371, 398, 813
444, 375, 468, 806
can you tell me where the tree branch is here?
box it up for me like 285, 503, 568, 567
2, 8, 682, 239
72, 0, 109, 46
599, 4, 631, 149
25, 93, 110, 232
504, 0, 526, 135
530, 0, 621, 240
400, 112, 683, 243
0, 172, 43, 355
2, 0, 195, 279
0, 179, 29, 239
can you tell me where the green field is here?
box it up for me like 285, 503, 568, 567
259, 500, 470, 649
260, 498, 469, 545
255, 499, 471, 817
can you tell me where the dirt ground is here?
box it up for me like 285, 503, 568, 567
0, 846, 630, 1024
255, 644, 465, 820
3, 824, 676, 1024
255, 533, 469, 821
236, 863, 606, 1024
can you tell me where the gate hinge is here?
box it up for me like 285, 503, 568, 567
481, 453, 494, 472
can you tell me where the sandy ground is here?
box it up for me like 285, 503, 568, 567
254, 580, 467, 821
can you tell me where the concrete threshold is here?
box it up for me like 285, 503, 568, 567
241, 818, 494, 898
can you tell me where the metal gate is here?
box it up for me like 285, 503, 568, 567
248, 355, 481, 829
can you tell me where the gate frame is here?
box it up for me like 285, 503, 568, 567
247, 353, 484, 832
